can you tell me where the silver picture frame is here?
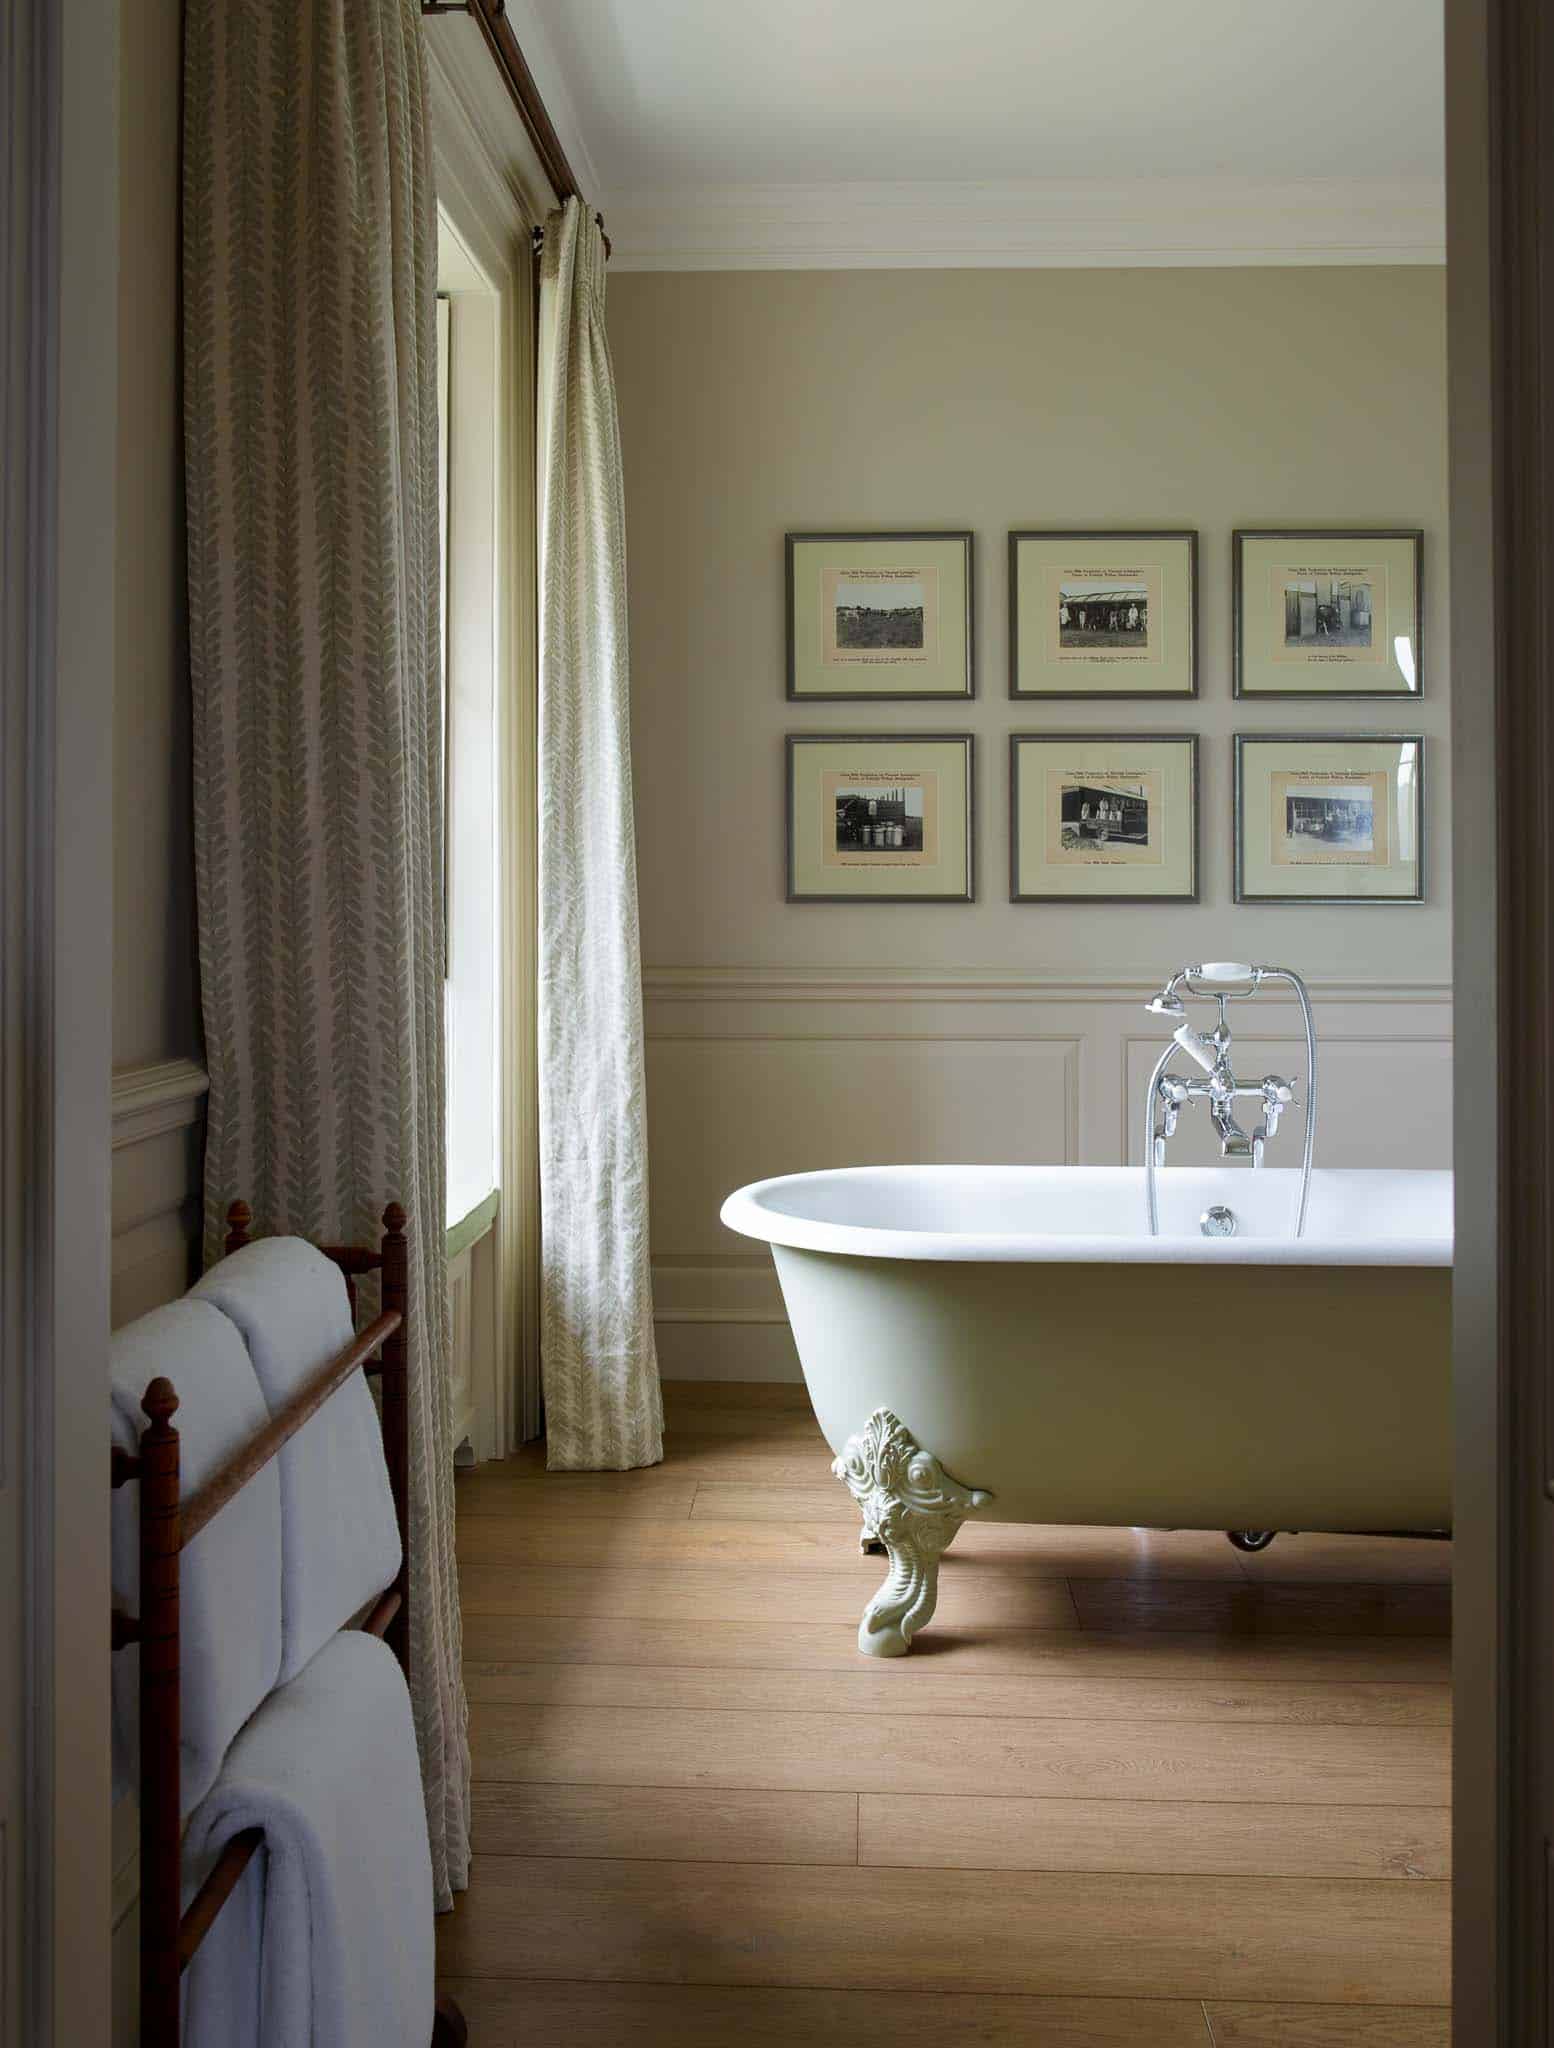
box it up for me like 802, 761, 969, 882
1233, 731, 1426, 905
786, 732, 976, 904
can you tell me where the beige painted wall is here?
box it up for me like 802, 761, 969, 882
610, 267, 1452, 1376
116, 0, 196, 1071
614, 266, 1449, 976
112, 0, 204, 1344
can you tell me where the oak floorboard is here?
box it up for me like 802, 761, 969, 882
658, 1408, 826, 1441
859, 1791, 1449, 1881
457, 1561, 1080, 1628
661, 1379, 815, 1414
449, 1383, 1451, 2035
436, 1857, 1450, 2007
437, 1978, 1219, 2046
459, 1613, 1453, 1683
1204, 2005, 1449, 2045
1069, 1579, 1451, 1639
463, 1439, 838, 1488
471, 1781, 857, 1865
463, 1659, 1450, 1728
454, 1474, 699, 1521
467, 1701, 1448, 1806
455, 1513, 1252, 1579
685, 1485, 1453, 1582
1234, 1537, 1452, 1587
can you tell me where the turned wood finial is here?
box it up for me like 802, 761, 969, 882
140, 1377, 180, 1434
224, 1200, 253, 1255
382, 1201, 407, 1236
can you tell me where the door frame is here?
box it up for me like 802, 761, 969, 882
3, 0, 118, 2037
1447, 0, 1553, 2037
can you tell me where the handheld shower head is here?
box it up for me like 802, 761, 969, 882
1145, 988, 1185, 1019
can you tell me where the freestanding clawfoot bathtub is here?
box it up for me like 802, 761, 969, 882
720, 1165, 1453, 1656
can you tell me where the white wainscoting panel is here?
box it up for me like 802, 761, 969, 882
1123, 1033, 1454, 1168
643, 971, 1453, 1382
110, 1058, 208, 1328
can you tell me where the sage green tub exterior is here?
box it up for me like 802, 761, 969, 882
722, 1165, 1452, 1653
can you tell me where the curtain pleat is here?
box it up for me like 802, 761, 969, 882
183, 0, 470, 1905
537, 199, 664, 1471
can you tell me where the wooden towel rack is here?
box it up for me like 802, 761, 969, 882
111, 1201, 466, 2048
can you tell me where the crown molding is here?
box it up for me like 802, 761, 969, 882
642, 966, 1453, 1008
604, 175, 1446, 272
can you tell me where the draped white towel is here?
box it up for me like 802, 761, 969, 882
193, 1238, 402, 1682
110, 1299, 283, 1816
181, 1629, 434, 2048
537, 196, 664, 1471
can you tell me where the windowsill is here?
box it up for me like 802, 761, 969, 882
447, 1186, 499, 1261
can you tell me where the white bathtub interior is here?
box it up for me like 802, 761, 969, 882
723, 1163, 1452, 1265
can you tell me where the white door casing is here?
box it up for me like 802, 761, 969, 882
2, 0, 118, 2039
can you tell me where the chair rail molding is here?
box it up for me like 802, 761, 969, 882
111, 1059, 210, 1150
642, 965, 1454, 1008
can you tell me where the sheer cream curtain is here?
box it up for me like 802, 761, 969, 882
183, 0, 470, 1904
536, 198, 664, 1471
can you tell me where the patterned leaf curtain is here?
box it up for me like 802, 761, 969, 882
537, 200, 664, 1471
183, 0, 470, 1904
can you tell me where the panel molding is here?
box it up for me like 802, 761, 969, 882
110, 1058, 209, 1151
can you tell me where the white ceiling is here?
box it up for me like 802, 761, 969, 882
512, 0, 1446, 269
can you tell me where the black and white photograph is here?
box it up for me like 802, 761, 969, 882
1058, 582, 1148, 650
1058, 779, 1149, 851
1284, 788, 1375, 851
833, 573, 925, 653
1282, 575, 1374, 650
833, 782, 926, 854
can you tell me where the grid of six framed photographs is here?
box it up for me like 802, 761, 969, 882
784, 528, 1423, 907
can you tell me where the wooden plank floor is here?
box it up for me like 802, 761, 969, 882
440, 1381, 1452, 2047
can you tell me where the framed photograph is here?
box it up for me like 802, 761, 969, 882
786, 531, 974, 700
1008, 529, 1197, 699
786, 733, 974, 903
1009, 733, 1198, 903
1234, 733, 1424, 904
1233, 529, 1422, 698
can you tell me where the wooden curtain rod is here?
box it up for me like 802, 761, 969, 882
420, 0, 611, 257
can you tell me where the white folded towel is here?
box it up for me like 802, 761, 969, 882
110, 1299, 283, 1816
193, 1238, 402, 1681
181, 1628, 434, 2048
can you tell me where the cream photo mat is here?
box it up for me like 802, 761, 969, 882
789, 533, 972, 698
1012, 734, 1197, 901
789, 735, 972, 900
1236, 531, 1421, 697
1237, 736, 1422, 902
1010, 531, 1196, 697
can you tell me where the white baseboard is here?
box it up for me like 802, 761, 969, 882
654, 1320, 802, 1383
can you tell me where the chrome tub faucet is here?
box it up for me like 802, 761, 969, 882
1142, 962, 1317, 1237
